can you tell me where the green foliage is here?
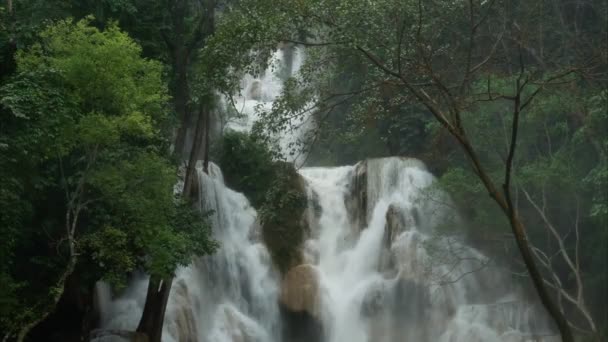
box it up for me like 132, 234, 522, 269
17, 17, 168, 123
258, 163, 308, 273
0, 18, 214, 337
219, 130, 307, 273
88, 152, 217, 281
436, 82, 608, 332
219, 130, 277, 207
85, 227, 137, 287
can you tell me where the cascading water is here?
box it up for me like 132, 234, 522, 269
298, 158, 558, 342
98, 46, 558, 342
98, 163, 281, 342
222, 46, 312, 167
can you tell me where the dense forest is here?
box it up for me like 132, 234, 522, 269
0, 1, 606, 342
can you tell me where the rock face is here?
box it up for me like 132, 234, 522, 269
168, 280, 198, 342
344, 160, 368, 232
279, 264, 323, 342
384, 204, 408, 247
379, 204, 414, 275
280, 305, 324, 342
279, 264, 320, 317
366, 279, 433, 342
360, 281, 390, 317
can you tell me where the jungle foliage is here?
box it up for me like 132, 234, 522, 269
0, 0, 606, 341
0, 17, 215, 339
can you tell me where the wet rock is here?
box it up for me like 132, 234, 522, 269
279, 264, 320, 318
248, 219, 263, 242
168, 280, 198, 342
365, 279, 433, 342
384, 204, 409, 247
360, 281, 389, 317
89, 329, 149, 342
390, 231, 430, 282
260, 165, 308, 274
393, 278, 431, 321
216, 305, 267, 342
379, 204, 413, 274
248, 81, 262, 101
344, 160, 368, 232
280, 304, 324, 342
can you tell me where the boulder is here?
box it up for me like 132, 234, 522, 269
279, 264, 320, 318
260, 165, 309, 274
280, 305, 324, 342
279, 265, 324, 342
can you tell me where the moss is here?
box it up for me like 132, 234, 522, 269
219, 131, 276, 208
219, 132, 308, 273
258, 163, 307, 273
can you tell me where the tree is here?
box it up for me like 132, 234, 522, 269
105, 0, 219, 158
0, 18, 216, 341
437, 84, 607, 338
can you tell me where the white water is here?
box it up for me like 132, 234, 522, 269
221, 45, 313, 167
299, 159, 557, 342
98, 163, 281, 342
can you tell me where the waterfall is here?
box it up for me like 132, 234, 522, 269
96, 46, 559, 342
221, 45, 312, 167
298, 158, 558, 342
97, 163, 281, 342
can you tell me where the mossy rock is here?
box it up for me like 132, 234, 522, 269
218, 132, 309, 274
259, 163, 308, 274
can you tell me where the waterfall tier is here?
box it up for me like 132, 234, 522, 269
297, 157, 556, 342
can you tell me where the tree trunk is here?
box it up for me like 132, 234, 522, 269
507, 214, 574, 342
203, 105, 211, 173
137, 2, 216, 339
452, 133, 575, 342
183, 105, 206, 197
173, 52, 191, 158
17, 257, 78, 342
168, 0, 191, 159
137, 78, 209, 342
136, 277, 173, 342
